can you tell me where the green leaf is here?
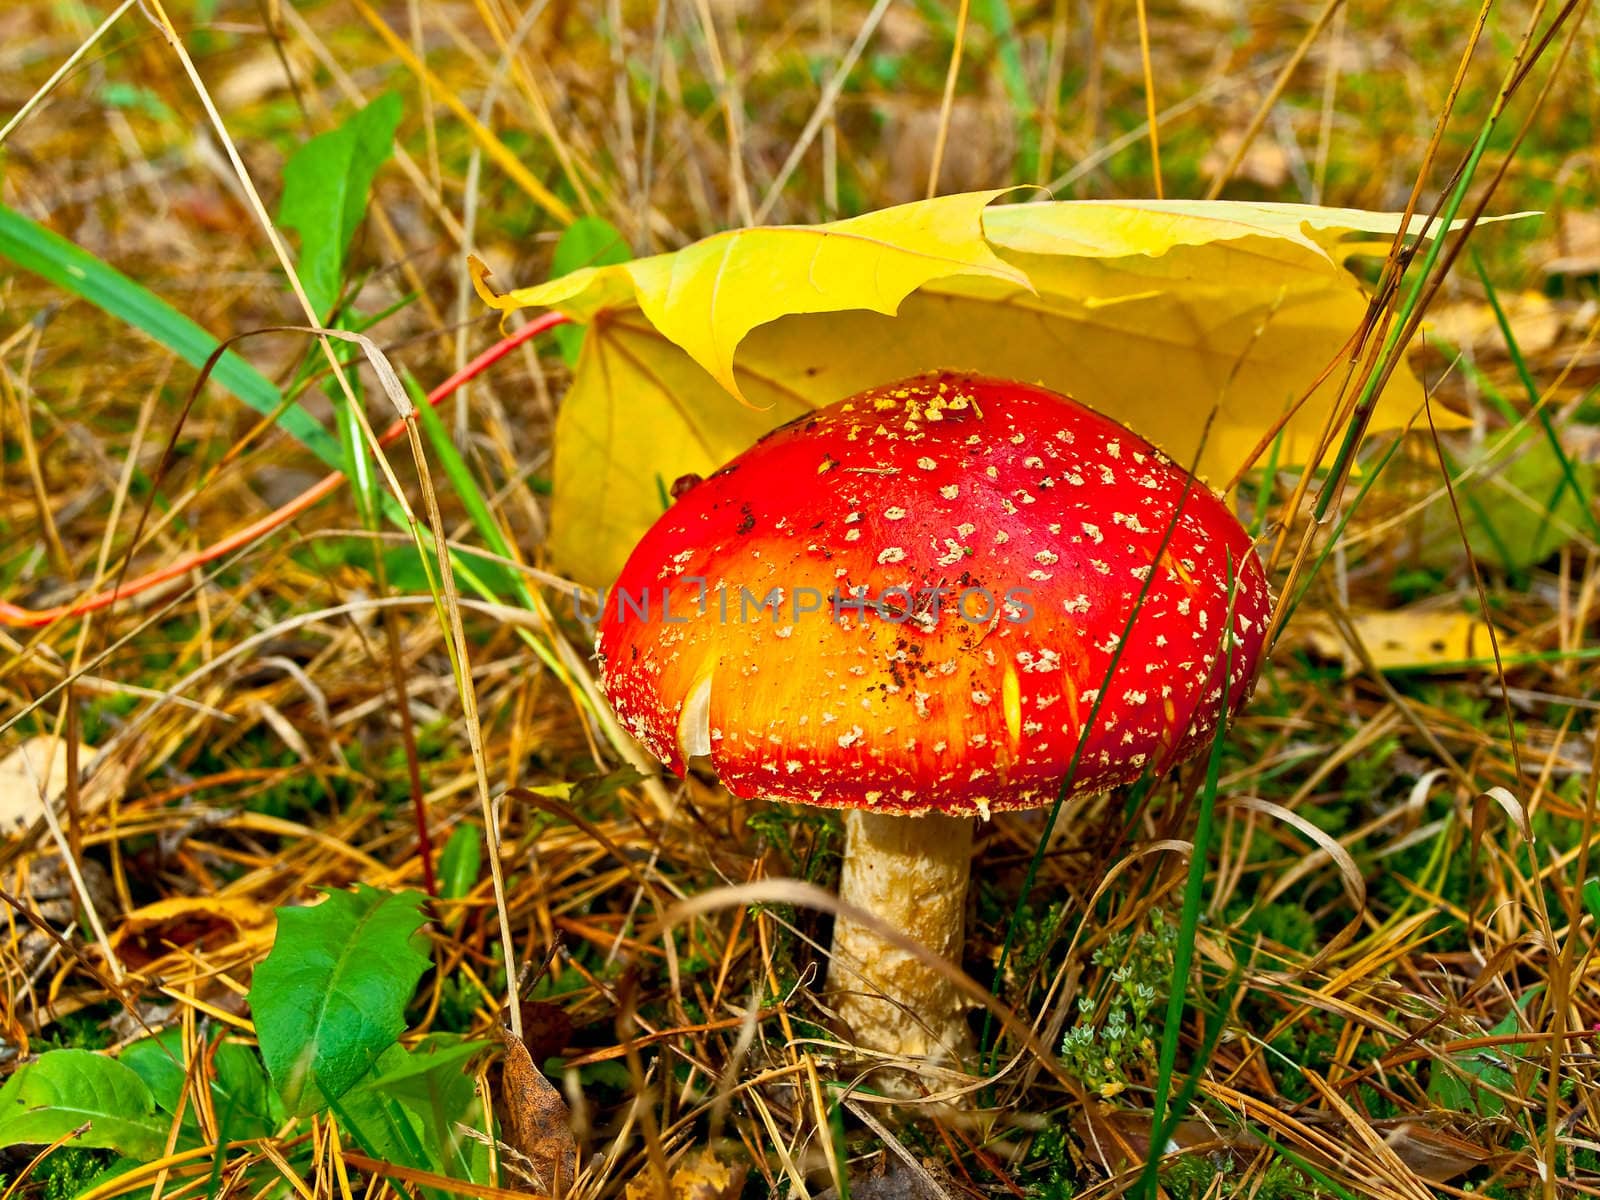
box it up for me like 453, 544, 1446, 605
354, 1033, 487, 1100
1584, 877, 1600, 927
335, 1036, 491, 1198
438, 824, 482, 902
549, 215, 631, 366
1419, 426, 1595, 572
1427, 1000, 1532, 1118
248, 883, 431, 1117
100, 82, 174, 122
118, 1030, 188, 1116
211, 1041, 282, 1141
0, 1049, 168, 1159
0, 203, 340, 471
279, 92, 403, 321
120, 1031, 280, 1144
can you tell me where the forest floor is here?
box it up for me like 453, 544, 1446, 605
3, 1, 1600, 1197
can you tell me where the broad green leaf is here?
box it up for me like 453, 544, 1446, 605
1418, 426, 1595, 572
118, 1030, 189, 1117
211, 1040, 282, 1141
438, 823, 482, 902
248, 883, 431, 1117
1427, 1009, 1524, 1117
475, 193, 1488, 585
353, 1033, 487, 1091
335, 1036, 491, 1196
0, 1049, 168, 1159
551, 215, 632, 366
279, 92, 403, 321
120, 1031, 279, 1143
0, 203, 340, 470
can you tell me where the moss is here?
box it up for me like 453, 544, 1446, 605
39, 1007, 116, 1052
38, 1147, 115, 1200
1022, 1124, 1076, 1199
1157, 1154, 1331, 1199
1234, 902, 1320, 956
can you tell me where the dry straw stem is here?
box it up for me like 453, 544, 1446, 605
1201, 0, 1345, 202
1132, 0, 1162, 198
0, 0, 135, 146
659, 878, 1089, 1101
347, 0, 576, 227
925, 0, 971, 201
1262, 0, 1497, 588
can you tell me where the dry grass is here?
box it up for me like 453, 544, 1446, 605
3, 0, 1600, 1197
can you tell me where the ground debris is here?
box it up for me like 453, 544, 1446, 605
813, 1153, 950, 1200
0, 735, 92, 834
623, 1146, 746, 1200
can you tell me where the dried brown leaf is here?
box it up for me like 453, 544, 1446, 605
1425, 291, 1565, 356
110, 895, 274, 969
1201, 130, 1291, 189
1381, 1122, 1494, 1183
1540, 210, 1600, 276
517, 1000, 574, 1066
1073, 1106, 1250, 1172
496, 1024, 577, 1196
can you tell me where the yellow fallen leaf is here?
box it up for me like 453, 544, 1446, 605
623, 1147, 745, 1200
112, 896, 276, 967
1302, 608, 1527, 674
119, 895, 274, 931
480, 193, 1485, 584
474, 188, 1025, 397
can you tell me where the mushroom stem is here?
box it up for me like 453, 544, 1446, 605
828, 810, 975, 1065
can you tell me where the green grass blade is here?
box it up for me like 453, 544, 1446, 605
982, 465, 1216, 1069
1275, 427, 1410, 633
1314, 109, 1502, 526
336, 380, 380, 531
409, 373, 535, 610
402, 373, 588, 704
1137, 966, 1243, 1199
972, 0, 1037, 179
1148, 556, 1240, 1144
1249, 424, 1287, 540
1438, 444, 1518, 574
0, 201, 341, 471
1472, 250, 1600, 542
1252, 1134, 1363, 1200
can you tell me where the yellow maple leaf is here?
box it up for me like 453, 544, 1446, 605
476, 193, 1478, 585
474, 189, 1024, 397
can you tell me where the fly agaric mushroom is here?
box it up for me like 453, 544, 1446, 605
595, 371, 1271, 1067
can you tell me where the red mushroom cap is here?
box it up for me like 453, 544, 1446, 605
596, 372, 1271, 817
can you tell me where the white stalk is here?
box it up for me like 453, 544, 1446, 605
827, 809, 975, 1065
